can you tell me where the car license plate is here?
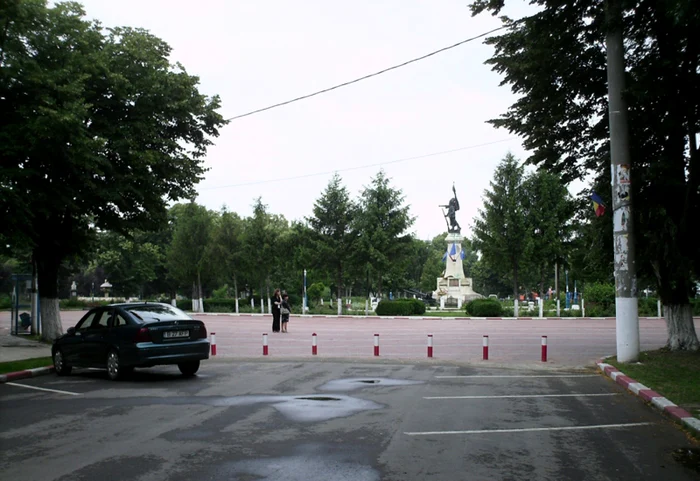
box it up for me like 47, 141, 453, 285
164, 330, 189, 339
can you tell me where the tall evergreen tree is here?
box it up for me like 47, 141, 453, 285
241, 198, 279, 303
353, 170, 415, 296
307, 174, 356, 300
522, 170, 575, 297
472, 153, 530, 299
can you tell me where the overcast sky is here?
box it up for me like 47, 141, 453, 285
72, 0, 548, 240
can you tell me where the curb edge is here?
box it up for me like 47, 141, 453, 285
0, 365, 55, 383
596, 358, 699, 436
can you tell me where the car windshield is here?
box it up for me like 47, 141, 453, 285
124, 304, 192, 323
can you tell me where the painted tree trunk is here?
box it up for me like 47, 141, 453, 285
35, 252, 63, 342
197, 270, 204, 313
234, 275, 239, 314
40, 297, 62, 341
664, 303, 700, 351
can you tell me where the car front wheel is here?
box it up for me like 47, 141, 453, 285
178, 360, 200, 377
53, 349, 72, 376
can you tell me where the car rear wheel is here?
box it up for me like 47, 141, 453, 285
178, 360, 200, 377
106, 349, 125, 381
53, 349, 72, 376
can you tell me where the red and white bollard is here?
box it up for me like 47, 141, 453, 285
263, 333, 269, 356
427, 334, 433, 358
312, 333, 318, 355
374, 333, 380, 356
210, 332, 217, 356
483, 335, 489, 360
541, 335, 548, 362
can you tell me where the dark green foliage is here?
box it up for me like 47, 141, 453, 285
0, 295, 11, 310
0, 1, 225, 340
176, 299, 191, 312
307, 174, 355, 297
375, 299, 426, 316
472, 153, 530, 299
307, 282, 326, 303
353, 170, 415, 295
203, 299, 237, 313
469, 0, 700, 348
584, 282, 616, 317
466, 299, 503, 317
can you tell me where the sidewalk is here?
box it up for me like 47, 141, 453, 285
0, 317, 52, 363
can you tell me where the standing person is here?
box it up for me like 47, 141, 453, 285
271, 288, 282, 333
281, 293, 291, 333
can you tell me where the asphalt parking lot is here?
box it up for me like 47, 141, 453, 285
1, 360, 698, 480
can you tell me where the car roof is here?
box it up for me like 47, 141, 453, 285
107, 302, 171, 308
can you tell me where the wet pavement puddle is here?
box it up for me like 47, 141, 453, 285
318, 378, 423, 392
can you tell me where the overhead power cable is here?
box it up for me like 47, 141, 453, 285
201, 137, 516, 190
225, 25, 509, 122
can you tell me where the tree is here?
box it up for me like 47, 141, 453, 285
522, 170, 575, 297
307, 174, 356, 300
167, 203, 215, 311
208, 208, 244, 305
470, 0, 699, 350
472, 153, 530, 299
91, 230, 163, 298
241, 198, 280, 303
353, 170, 415, 295
0, 1, 225, 340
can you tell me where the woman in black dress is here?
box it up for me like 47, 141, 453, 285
271, 288, 282, 332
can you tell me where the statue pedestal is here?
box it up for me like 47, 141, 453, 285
434, 233, 483, 306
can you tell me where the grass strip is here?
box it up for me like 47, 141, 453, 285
607, 349, 700, 418
0, 357, 54, 375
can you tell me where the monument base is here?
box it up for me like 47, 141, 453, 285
434, 276, 483, 307
433, 232, 483, 307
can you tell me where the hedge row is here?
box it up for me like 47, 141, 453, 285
375, 299, 427, 316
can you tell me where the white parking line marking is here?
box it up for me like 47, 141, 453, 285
405, 422, 652, 436
424, 393, 619, 399
5, 382, 81, 396
435, 375, 598, 378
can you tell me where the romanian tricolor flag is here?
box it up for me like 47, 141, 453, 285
591, 191, 606, 217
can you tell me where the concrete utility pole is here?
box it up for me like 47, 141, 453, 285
606, 0, 639, 362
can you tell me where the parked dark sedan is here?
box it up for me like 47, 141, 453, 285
52, 302, 210, 380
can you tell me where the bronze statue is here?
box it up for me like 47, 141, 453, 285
439, 184, 461, 233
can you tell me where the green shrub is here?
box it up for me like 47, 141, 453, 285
211, 285, 233, 299
466, 299, 503, 317
176, 299, 191, 311
0, 295, 11, 310
59, 298, 87, 309
306, 282, 326, 304
204, 299, 238, 313
638, 297, 660, 316
375, 299, 426, 316
583, 282, 615, 316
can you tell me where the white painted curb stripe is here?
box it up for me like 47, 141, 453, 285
5, 382, 81, 396
404, 422, 651, 436
651, 397, 676, 410
627, 382, 649, 395
610, 371, 623, 381
682, 417, 700, 432
424, 393, 619, 400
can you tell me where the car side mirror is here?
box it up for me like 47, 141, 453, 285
67, 327, 76, 335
